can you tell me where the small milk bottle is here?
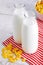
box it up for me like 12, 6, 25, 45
13, 4, 28, 44
21, 11, 38, 54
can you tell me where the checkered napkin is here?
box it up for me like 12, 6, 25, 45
3, 19, 43, 65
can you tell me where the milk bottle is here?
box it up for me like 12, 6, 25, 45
21, 11, 38, 54
13, 4, 28, 44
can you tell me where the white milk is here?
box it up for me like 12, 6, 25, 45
21, 15, 38, 54
13, 6, 28, 44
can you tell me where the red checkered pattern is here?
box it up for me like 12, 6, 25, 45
3, 19, 43, 65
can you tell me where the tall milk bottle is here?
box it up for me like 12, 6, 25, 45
13, 4, 28, 44
21, 11, 38, 54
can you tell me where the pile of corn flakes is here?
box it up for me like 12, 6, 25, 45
1, 43, 26, 63
35, 1, 43, 14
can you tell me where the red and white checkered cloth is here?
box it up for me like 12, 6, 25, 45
3, 19, 43, 65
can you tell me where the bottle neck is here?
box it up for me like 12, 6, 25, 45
14, 3, 25, 9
